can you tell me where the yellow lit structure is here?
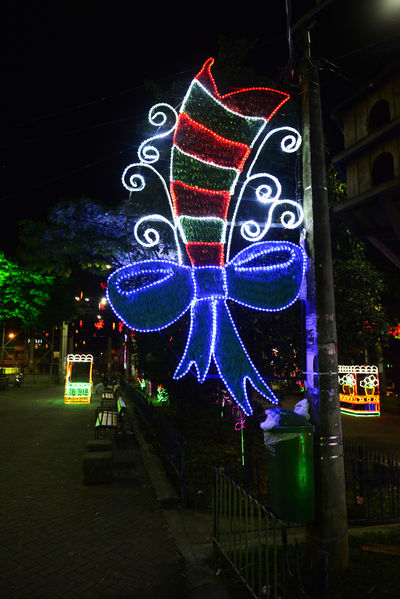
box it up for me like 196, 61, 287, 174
64, 354, 93, 404
2, 366, 19, 375
338, 365, 380, 417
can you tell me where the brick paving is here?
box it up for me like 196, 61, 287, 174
0, 385, 189, 598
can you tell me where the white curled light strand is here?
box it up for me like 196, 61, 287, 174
121, 161, 182, 263
138, 103, 178, 164
241, 173, 303, 240
247, 126, 302, 179
133, 214, 183, 264
226, 173, 304, 260
121, 103, 181, 261
226, 127, 303, 261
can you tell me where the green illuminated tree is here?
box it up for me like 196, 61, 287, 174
0, 251, 54, 325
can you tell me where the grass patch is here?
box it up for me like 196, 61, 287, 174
328, 528, 400, 598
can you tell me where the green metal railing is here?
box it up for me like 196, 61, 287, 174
213, 466, 288, 598
213, 467, 327, 599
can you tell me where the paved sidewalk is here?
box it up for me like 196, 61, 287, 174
0, 384, 191, 598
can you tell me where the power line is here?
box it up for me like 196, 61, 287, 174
0, 145, 136, 203
0, 116, 138, 149
1, 67, 194, 132
332, 30, 400, 63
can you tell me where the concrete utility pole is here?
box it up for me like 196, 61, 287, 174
297, 29, 348, 571
59, 321, 69, 381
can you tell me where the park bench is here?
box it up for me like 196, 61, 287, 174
94, 397, 131, 443
100, 393, 117, 411
102, 390, 115, 402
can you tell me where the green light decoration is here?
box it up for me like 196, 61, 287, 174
297, 434, 309, 491
156, 384, 169, 404
65, 382, 92, 397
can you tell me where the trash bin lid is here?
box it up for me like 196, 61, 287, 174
262, 407, 313, 432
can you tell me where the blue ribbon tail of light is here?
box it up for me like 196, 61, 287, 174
173, 301, 215, 382
213, 301, 279, 417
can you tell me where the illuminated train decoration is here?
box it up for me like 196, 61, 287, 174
64, 354, 94, 404
338, 365, 380, 417
107, 58, 306, 416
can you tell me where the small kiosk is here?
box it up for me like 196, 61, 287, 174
64, 354, 94, 404
338, 365, 380, 417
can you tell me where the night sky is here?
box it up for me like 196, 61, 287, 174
2, 0, 400, 255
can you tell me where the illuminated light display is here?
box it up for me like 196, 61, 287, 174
216, 390, 233, 418
156, 384, 169, 404
216, 390, 246, 465
64, 354, 93, 404
108, 58, 305, 416
232, 404, 246, 431
232, 404, 246, 466
338, 365, 380, 417
389, 323, 400, 339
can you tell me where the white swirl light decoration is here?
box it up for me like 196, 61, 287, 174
227, 174, 278, 259
243, 175, 303, 237
226, 172, 304, 257
278, 200, 304, 229
240, 199, 304, 243
279, 128, 302, 152
255, 176, 282, 203
247, 126, 302, 179
226, 128, 302, 261
138, 103, 178, 164
122, 162, 182, 263
134, 214, 183, 264
121, 164, 146, 192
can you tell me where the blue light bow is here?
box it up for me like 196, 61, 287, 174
107, 241, 306, 415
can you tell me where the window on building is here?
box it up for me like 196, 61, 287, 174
368, 99, 391, 131
372, 152, 394, 186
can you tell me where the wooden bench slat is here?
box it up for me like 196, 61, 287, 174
95, 412, 118, 428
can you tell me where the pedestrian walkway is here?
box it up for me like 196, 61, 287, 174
0, 384, 221, 598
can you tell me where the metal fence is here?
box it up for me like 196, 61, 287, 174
213, 467, 326, 599
344, 440, 400, 522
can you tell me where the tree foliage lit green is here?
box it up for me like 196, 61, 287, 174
0, 251, 54, 325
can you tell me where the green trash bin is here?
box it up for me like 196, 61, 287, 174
261, 407, 315, 522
